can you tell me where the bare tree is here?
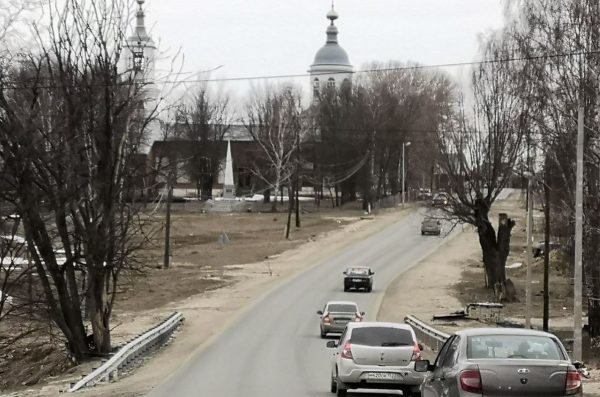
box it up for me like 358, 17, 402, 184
506, 0, 600, 335
244, 85, 304, 212
436, 33, 529, 302
175, 83, 233, 198
0, 0, 160, 360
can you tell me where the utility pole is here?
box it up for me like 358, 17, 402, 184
402, 141, 411, 205
573, 101, 584, 361
525, 175, 534, 328
543, 174, 550, 332
163, 172, 173, 269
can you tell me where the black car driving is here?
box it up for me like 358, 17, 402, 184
343, 266, 374, 292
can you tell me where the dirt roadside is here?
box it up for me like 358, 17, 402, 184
378, 191, 600, 396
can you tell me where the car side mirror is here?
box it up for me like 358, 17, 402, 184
326, 341, 337, 348
370, 271, 375, 275
360, 311, 365, 316
317, 310, 323, 315
414, 359, 432, 372
342, 271, 347, 275
418, 343, 424, 351
573, 361, 584, 369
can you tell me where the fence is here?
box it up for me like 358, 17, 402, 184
68, 312, 184, 392
405, 315, 450, 352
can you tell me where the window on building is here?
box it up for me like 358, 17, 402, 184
132, 50, 144, 72
313, 78, 320, 96
327, 77, 335, 88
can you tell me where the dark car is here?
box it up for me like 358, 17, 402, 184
421, 218, 441, 236
415, 327, 583, 397
417, 188, 433, 201
343, 266, 374, 292
432, 192, 449, 207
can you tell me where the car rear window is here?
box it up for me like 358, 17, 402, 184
327, 304, 357, 313
351, 327, 414, 347
347, 268, 369, 275
467, 335, 564, 360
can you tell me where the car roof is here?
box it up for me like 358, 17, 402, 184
455, 327, 559, 338
346, 266, 371, 270
325, 301, 358, 306
346, 321, 413, 331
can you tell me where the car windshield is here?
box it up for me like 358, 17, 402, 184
423, 218, 437, 225
467, 334, 564, 360
327, 304, 357, 313
347, 268, 369, 276
351, 327, 413, 347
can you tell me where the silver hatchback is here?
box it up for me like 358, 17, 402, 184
415, 327, 583, 397
327, 322, 425, 396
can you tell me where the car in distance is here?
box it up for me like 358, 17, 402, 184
327, 322, 425, 396
417, 188, 433, 201
415, 327, 583, 397
421, 217, 441, 236
432, 192, 449, 207
343, 266, 374, 292
317, 301, 364, 338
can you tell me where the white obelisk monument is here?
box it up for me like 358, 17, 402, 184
223, 140, 235, 199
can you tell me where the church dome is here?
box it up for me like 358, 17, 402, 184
309, 6, 353, 73
312, 41, 351, 67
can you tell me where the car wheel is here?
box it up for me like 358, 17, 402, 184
343, 285, 348, 292
421, 231, 425, 235
336, 383, 347, 396
330, 373, 337, 393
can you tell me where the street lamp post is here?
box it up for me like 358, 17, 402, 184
402, 141, 411, 205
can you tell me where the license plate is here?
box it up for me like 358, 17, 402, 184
365, 372, 401, 381
352, 278, 364, 282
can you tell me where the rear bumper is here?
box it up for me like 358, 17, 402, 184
322, 322, 350, 333
344, 278, 371, 289
337, 360, 424, 387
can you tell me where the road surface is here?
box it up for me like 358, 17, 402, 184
147, 207, 468, 396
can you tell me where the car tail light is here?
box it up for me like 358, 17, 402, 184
341, 341, 353, 360
323, 315, 331, 324
565, 371, 582, 395
411, 342, 422, 361
459, 369, 482, 393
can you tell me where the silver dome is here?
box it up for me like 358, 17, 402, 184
312, 43, 351, 67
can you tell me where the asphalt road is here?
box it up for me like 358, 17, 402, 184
147, 207, 466, 397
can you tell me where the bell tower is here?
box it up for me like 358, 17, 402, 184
123, 0, 160, 153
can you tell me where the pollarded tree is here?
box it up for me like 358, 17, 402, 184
436, 33, 530, 302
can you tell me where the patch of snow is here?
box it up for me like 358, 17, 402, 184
506, 262, 523, 269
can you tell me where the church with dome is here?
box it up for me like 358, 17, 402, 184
133, 2, 355, 200
309, 4, 354, 98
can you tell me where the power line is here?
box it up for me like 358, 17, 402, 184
2, 49, 600, 90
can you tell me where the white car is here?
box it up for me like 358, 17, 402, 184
327, 322, 425, 396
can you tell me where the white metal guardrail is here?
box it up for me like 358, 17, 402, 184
405, 315, 450, 352
68, 312, 184, 392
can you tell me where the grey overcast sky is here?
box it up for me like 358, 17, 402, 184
142, 0, 506, 93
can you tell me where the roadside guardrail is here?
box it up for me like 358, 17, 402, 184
68, 311, 184, 392
405, 315, 449, 352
